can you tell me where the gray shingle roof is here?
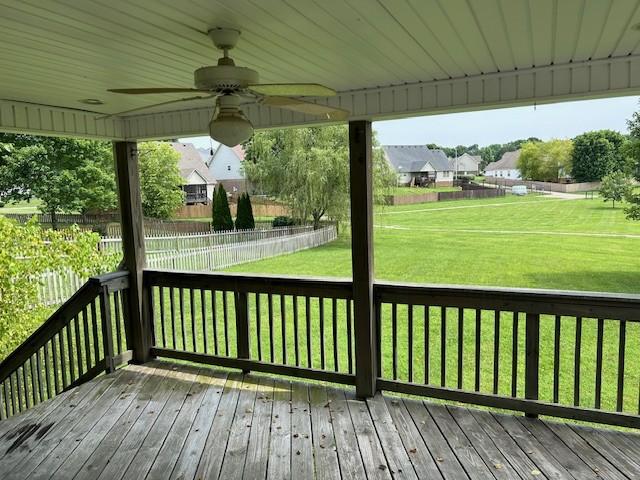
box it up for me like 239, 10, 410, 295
382, 145, 452, 173
485, 150, 520, 171
170, 142, 217, 184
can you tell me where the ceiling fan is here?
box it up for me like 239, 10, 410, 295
107, 28, 349, 146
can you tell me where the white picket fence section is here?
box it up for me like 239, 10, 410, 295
99, 226, 315, 254
37, 269, 86, 307
36, 225, 337, 307
147, 225, 336, 271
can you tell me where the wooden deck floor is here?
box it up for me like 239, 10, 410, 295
1, 361, 640, 479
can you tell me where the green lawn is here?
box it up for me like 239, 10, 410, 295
227, 195, 640, 294
0, 199, 42, 214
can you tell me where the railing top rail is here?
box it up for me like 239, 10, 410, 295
144, 269, 353, 299
375, 281, 640, 321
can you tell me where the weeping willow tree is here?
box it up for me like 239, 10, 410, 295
243, 125, 394, 228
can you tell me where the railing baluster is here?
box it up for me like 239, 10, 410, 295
67, 324, 76, 382
36, 351, 44, 403
255, 293, 262, 361
457, 308, 463, 389
595, 318, 604, 409
43, 341, 52, 398
222, 291, 230, 356
617, 320, 626, 412
305, 297, 312, 368
493, 311, 500, 394
347, 300, 353, 375
82, 307, 91, 368
114, 291, 123, 355
29, 356, 36, 406
293, 296, 299, 367
268, 293, 274, 363
424, 305, 430, 385
525, 313, 540, 418
511, 312, 519, 398
13, 372, 21, 413
201, 289, 207, 353
99, 285, 116, 374
159, 287, 166, 348
407, 304, 413, 383
319, 297, 326, 370
574, 316, 582, 406
392, 303, 398, 380
74, 316, 84, 376
475, 310, 481, 392
441, 307, 446, 387
332, 298, 339, 372
211, 290, 219, 355
553, 315, 561, 403
91, 300, 100, 361
179, 288, 186, 351
58, 330, 68, 389
235, 291, 250, 367
375, 299, 382, 378
190, 289, 197, 352
170, 287, 177, 349
281, 295, 287, 364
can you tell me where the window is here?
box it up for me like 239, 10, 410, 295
227, 165, 231, 171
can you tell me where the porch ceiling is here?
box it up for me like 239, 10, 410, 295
2, 0, 640, 140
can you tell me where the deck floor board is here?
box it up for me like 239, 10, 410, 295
1, 361, 639, 479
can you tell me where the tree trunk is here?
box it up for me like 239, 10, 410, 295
50, 210, 58, 230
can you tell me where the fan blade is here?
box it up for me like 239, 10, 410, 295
249, 83, 336, 97
108, 88, 206, 94
97, 94, 217, 119
261, 96, 349, 120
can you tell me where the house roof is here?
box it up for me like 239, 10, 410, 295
485, 150, 521, 171
383, 145, 452, 173
449, 153, 482, 171
170, 142, 217, 185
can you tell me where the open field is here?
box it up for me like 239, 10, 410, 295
0, 199, 42, 214
226, 194, 640, 294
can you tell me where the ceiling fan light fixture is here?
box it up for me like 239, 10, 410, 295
209, 109, 253, 147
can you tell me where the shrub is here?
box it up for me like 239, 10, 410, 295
212, 184, 234, 231
235, 193, 256, 230
0, 218, 117, 360
272, 216, 296, 227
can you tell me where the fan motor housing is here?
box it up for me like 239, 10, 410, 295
194, 65, 259, 92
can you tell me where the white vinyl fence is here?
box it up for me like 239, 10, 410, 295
36, 225, 336, 307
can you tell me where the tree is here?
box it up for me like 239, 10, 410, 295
571, 130, 626, 182
517, 139, 573, 182
212, 184, 234, 231
137, 142, 185, 219
599, 171, 633, 208
243, 126, 395, 228
235, 193, 255, 230
0, 136, 116, 228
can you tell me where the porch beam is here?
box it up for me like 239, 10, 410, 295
349, 120, 377, 398
113, 141, 152, 363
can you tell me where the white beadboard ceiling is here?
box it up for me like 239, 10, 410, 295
2, 0, 640, 139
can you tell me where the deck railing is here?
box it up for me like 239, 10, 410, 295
0, 271, 131, 419
375, 282, 640, 428
144, 270, 356, 385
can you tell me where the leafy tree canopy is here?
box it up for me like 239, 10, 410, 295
570, 130, 627, 182
243, 126, 395, 228
426, 138, 541, 169
599, 171, 633, 209
137, 142, 185, 219
0, 134, 115, 227
517, 139, 573, 182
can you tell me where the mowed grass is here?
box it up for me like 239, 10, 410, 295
204, 194, 640, 416
227, 194, 640, 294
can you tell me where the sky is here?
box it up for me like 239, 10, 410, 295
181, 95, 640, 149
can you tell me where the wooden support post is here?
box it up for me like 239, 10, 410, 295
349, 120, 377, 398
525, 312, 540, 418
99, 285, 115, 374
113, 141, 152, 364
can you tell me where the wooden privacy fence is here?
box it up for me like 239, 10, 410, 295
146, 225, 336, 272
0, 272, 132, 419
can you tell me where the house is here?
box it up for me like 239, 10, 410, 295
448, 152, 482, 176
171, 142, 217, 204
485, 150, 522, 179
207, 144, 249, 195
382, 145, 454, 187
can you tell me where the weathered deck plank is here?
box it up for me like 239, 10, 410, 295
2, 361, 640, 480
